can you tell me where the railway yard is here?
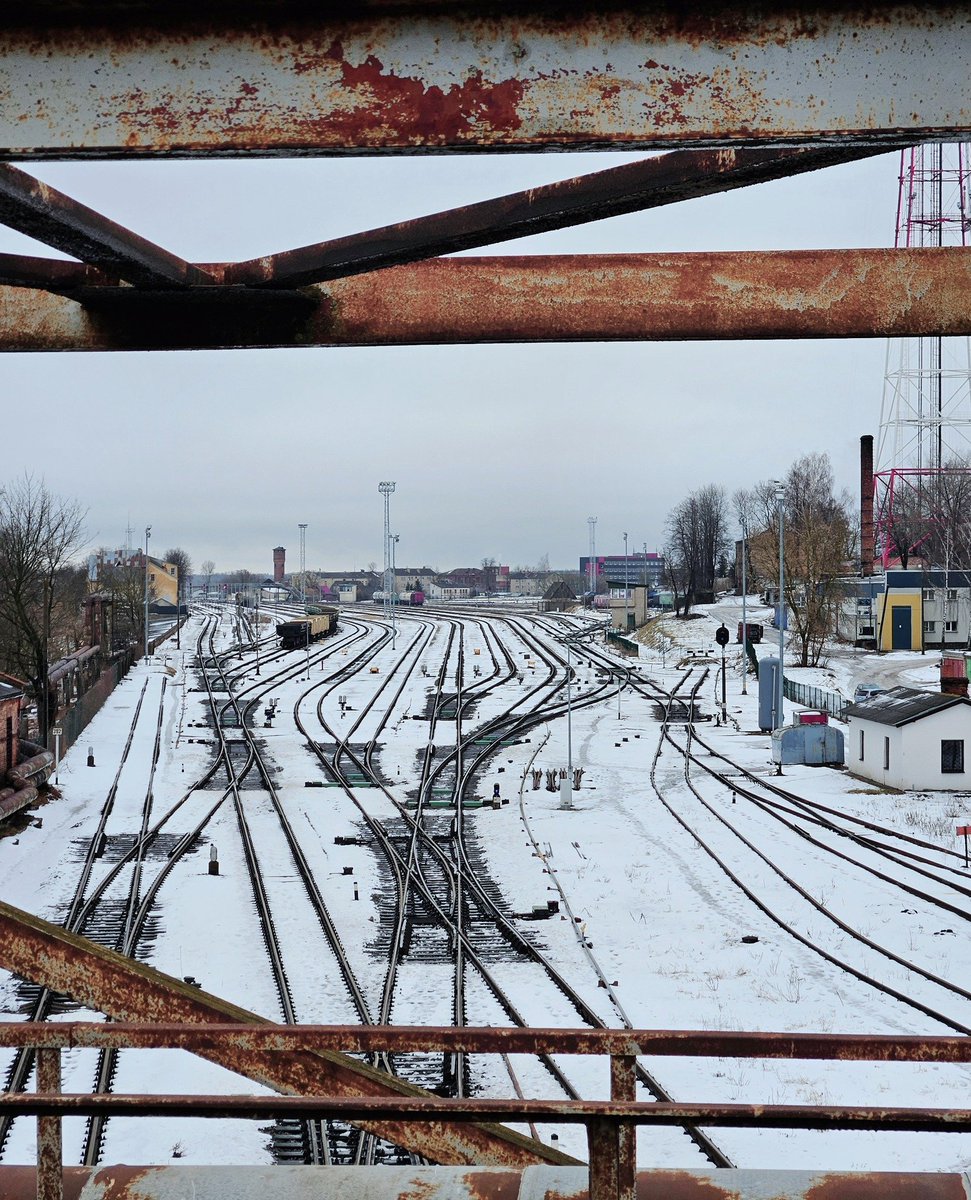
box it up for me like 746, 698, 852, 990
2, 601, 971, 1174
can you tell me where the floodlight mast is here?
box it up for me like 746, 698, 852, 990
298, 523, 308, 605
378, 482, 396, 626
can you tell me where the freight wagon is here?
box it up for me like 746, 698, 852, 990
276, 607, 339, 648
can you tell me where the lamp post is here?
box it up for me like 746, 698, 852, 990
255, 586, 261, 676
563, 624, 601, 808
740, 514, 748, 695
390, 533, 400, 646
623, 532, 630, 632
775, 482, 786, 732
143, 525, 152, 661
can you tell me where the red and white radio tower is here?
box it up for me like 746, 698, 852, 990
873, 145, 971, 568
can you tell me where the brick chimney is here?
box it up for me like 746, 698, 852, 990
273, 546, 286, 584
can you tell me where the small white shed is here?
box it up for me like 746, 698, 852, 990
844, 686, 971, 791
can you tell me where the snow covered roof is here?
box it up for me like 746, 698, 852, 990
843, 685, 971, 727
0, 680, 22, 702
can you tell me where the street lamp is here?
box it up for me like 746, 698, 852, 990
774, 482, 786, 732
739, 512, 749, 695
623, 532, 630, 632
390, 533, 400, 645
143, 525, 152, 661
563, 625, 601, 808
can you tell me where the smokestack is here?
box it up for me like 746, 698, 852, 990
860, 435, 875, 577
273, 546, 286, 584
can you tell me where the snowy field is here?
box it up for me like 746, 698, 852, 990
1, 599, 970, 1173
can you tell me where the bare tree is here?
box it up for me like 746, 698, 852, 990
480, 556, 498, 592
664, 484, 728, 616
750, 453, 855, 667
98, 558, 156, 647
200, 558, 215, 598
164, 547, 192, 611
0, 477, 86, 744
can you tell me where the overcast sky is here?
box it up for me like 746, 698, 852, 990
0, 150, 900, 576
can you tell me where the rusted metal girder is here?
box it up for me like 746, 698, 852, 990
227, 145, 895, 288
0, 248, 968, 350
7, 1022, 971, 1063
0, 900, 576, 1168
0, 5, 967, 157
0, 165, 211, 287
5, 1093, 971, 1133
0, 1167, 968, 1200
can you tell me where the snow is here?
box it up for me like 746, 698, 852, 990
2, 601, 971, 1173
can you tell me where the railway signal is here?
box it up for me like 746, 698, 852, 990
715, 625, 730, 723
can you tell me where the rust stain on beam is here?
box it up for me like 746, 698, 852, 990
0, 900, 576, 1168
9, 1022, 971, 1063
0, 248, 967, 350
227, 145, 897, 288
4, 1093, 971, 1133
0, 6, 968, 156
0, 1168, 967, 1200
0, 164, 213, 286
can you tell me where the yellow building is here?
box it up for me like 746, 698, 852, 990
145, 556, 179, 606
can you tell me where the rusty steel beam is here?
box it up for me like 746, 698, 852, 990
0, 164, 212, 287
0, 1167, 968, 1200
0, 6, 967, 157
0, 253, 114, 292
5, 1093, 971, 1133
9, 1022, 971, 1062
228, 145, 895, 287
0, 248, 969, 350
0, 900, 575, 1168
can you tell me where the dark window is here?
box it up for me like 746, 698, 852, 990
884, 737, 890, 770
942, 740, 965, 774
859, 729, 865, 761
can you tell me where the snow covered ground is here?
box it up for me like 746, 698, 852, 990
1, 599, 970, 1173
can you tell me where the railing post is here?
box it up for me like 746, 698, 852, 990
588, 1054, 636, 1200
36, 1047, 62, 1200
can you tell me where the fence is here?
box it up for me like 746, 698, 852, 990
3, 1022, 971, 1200
783, 677, 846, 721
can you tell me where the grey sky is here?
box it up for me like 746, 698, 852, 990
2, 150, 899, 575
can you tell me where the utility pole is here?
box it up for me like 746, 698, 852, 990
298, 523, 308, 607
623, 532, 630, 632
143, 525, 152, 661
378, 482, 396, 625
587, 516, 597, 597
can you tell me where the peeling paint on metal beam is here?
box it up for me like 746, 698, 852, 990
0, 6, 968, 156
0, 248, 967, 350
0, 1167, 968, 1200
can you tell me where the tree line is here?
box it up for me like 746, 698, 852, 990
663, 452, 855, 667
0, 477, 191, 744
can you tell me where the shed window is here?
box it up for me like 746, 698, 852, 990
923, 620, 936, 633
942, 740, 965, 774
923, 588, 937, 600
945, 620, 958, 632
884, 737, 890, 770
859, 729, 865, 761
947, 588, 959, 600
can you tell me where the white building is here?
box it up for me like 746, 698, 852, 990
844, 686, 971, 791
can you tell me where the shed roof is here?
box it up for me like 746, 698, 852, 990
843, 686, 971, 727
0, 681, 22, 702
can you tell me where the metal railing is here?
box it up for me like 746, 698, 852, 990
3, 1023, 971, 1200
783, 677, 846, 720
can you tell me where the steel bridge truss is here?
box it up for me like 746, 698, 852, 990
0, 3, 969, 351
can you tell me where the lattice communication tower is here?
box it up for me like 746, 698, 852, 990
874, 145, 971, 567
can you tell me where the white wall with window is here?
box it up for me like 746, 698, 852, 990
848, 694, 971, 791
